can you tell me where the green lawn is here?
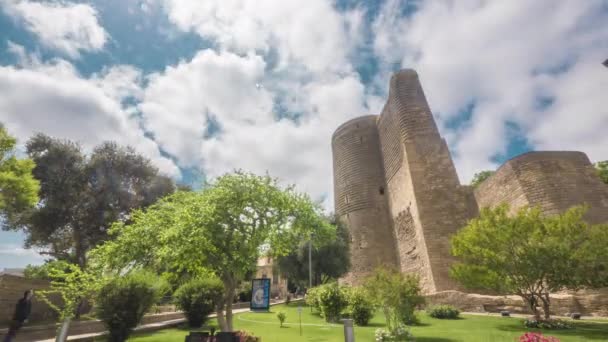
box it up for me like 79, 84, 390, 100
128, 303, 608, 342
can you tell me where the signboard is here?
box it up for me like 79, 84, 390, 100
250, 278, 271, 311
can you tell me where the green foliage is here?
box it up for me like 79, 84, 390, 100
3, 135, 175, 267
276, 214, 350, 287
0, 124, 39, 225
470, 170, 495, 188
364, 267, 424, 331
451, 205, 608, 320
277, 311, 286, 327
375, 326, 415, 341
23, 260, 77, 280
36, 262, 98, 321
174, 277, 224, 328
95, 271, 168, 342
90, 171, 331, 331
316, 283, 348, 322
346, 287, 374, 326
426, 305, 460, 319
237, 281, 253, 302
305, 286, 322, 313
596, 161, 608, 184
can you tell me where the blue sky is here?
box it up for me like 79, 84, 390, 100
0, 0, 607, 268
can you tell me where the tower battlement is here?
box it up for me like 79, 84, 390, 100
332, 70, 608, 292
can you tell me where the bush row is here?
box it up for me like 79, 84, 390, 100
306, 283, 374, 326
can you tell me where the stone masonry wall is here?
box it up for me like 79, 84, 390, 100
379, 70, 477, 293
475, 151, 608, 223
0, 274, 58, 325
332, 115, 398, 285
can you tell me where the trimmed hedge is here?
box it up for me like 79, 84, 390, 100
174, 277, 224, 328
346, 287, 374, 326
96, 271, 168, 342
426, 305, 460, 319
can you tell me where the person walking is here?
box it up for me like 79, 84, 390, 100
3, 289, 34, 342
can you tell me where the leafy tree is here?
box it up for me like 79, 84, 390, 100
470, 170, 495, 187
364, 267, 424, 331
451, 205, 608, 320
596, 161, 608, 184
36, 262, 98, 342
91, 171, 332, 331
0, 124, 39, 224
276, 214, 350, 287
24, 260, 74, 280
4, 134, 175, 267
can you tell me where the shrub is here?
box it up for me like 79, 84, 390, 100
364, 267, 424, 330
174, 277, 224, 328
519, 332, 561, 342
305, 286, 322, 313
375, 325, 414, 341
524, 319, 572, 330
317, 283, 348, 322
277, 311, 287, 327
346, 287, 374, 326
95, 271, 168, 342
426, 305, 460, 319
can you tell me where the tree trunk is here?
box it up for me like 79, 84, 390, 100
55, 317, 71, 342
540, 293, 551, 320
524, 295, 541, 321
216, 301, 228, 332
218, 277, 236, 332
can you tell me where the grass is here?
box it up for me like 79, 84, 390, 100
127, 303, 608, 342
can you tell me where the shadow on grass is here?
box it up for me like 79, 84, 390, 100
414, 338, 458, 342
495, 320, 608, 341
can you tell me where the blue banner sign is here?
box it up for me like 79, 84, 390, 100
250, 278, 271, 311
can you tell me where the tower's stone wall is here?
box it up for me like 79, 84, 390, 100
475, 151, 608, 224
332, 115, 398, 285
332, 69, 608, 294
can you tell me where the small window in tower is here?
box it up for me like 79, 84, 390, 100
379, 186, 385, 195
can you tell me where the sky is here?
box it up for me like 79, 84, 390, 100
0, 0, 607, 268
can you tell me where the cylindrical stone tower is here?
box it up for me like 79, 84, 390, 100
332, 115, 398, 285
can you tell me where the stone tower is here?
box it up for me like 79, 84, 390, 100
332, 69, 608, 293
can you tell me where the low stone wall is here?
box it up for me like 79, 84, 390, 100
425, 289, 608, 317
0, 274, 59, 325
0, 312, 186, 342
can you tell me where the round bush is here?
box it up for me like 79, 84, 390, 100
318, 283, 347, 323
174, 277, 224, 328
347, 287, 374, 326
305, 286, 322, 313
96, 271, 168, 342
426, 305, 460, 319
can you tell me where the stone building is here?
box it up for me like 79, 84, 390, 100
255, 256, 288, 299
332, 69, 608, 293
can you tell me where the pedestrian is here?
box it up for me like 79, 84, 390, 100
3, 289, 34, 342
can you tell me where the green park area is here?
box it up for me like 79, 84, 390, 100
127, 303, 608, 342
1, 125, 608, 342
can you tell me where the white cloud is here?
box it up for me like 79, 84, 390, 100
1, 0, 108, 58
0, 58, 179, 177
372, 0, 608, 182
162, 0, 361, 74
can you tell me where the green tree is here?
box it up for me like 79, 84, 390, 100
4, 134, 175, 268
470, 170, 495, 187
596, 161, 608, 184
36, 262, 98, 342
91, 171, 332, 331
451, 205, 608, 320
276, 214, 350, 287
364, 267, 424, 332
0, 124, 39, 224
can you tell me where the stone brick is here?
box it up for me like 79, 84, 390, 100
331, 69, 608, 312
